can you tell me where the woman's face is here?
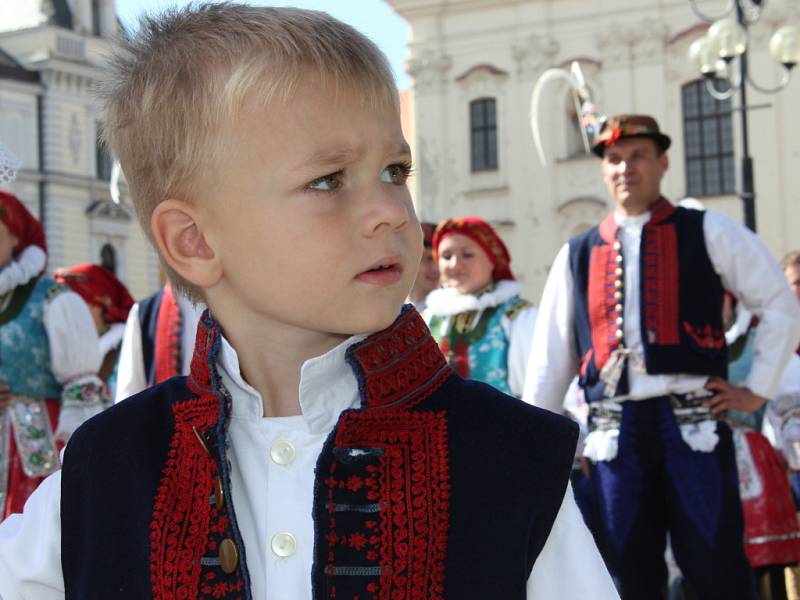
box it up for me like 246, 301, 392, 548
437, 234, 494, 295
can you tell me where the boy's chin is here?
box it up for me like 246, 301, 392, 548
339, 301, 406, 335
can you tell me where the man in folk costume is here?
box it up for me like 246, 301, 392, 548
114, 281, 203, 402
54, 263, 135, 399
0, 149, 106, 519
524, 114, 800, 599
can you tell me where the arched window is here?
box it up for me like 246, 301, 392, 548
682, 80, 735, 197
470, 98, 498, 172
100, 243, 116, 274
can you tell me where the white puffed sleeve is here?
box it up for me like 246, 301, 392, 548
0, 246, 46, 296
503, 305, 539, 398
42, 289, 106, 442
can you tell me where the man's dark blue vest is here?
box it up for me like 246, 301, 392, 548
60, 306, 578, 599
568, 198, 727, 403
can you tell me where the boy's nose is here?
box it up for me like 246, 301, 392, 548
361, 185, 411, 237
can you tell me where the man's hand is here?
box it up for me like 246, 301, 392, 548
703, 376, 767, 414
0, 385, 11, 410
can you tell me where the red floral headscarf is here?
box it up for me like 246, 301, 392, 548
0, 190, 47, 259
432, 217, 514, 282
54, 263, 134, 324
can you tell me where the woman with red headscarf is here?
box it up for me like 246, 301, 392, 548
424, 217, 537, 397
0, 190, 106, 520
55, 264, 134, 399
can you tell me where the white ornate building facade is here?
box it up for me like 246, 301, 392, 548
0, 0, 159, 298
388, 0, 800, 300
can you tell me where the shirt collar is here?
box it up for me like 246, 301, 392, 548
216, 332, 366, 434
614, 210, 651, 230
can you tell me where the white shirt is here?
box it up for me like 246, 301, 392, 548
114, 293, 204, 403
0, 332, 618, 600
524, 209, 800, 414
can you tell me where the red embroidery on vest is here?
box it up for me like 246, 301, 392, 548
324, 410, 450, 599
151, 314, 245, 599
587, 245, 620, 370
642, 223, 680, 345
154, 282, 182, 384
579, 349, 593, 378
349, 307, 451, 410
683, 321, 725, 350
149, 394, 218, 598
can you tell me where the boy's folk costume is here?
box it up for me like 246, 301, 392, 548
524, 115, 800, 599
0, 307, 617, 598
54, 263, 134, 400
424, 218, 537, 397
0, 190, 105, 519
114, 281, 203, 402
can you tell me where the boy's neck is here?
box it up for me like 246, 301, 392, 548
215, 312, 350, 418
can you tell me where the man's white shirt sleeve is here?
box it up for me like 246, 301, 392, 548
704, 211, 800, 397
523, 244, 578, 413
115, 302, 147, 403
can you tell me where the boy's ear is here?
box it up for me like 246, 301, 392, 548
151, 199, 222, 289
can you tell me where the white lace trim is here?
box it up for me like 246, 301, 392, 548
0, 143, 21, 185
733, 429, 763, 500
424, 280, 523, 316
0, 245, 46, 296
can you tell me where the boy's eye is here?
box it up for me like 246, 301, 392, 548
308, 172, 343, 192
381, 162, 413, 185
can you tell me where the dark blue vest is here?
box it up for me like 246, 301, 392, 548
568, 199, 727, 402
61, 306, 578, 599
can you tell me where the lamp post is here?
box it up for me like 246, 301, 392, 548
687, 0, 799, 232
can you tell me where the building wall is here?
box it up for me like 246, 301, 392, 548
0, 6, 161, 299
388, 0, 800, 302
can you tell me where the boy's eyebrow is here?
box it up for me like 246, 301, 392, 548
300, 141, 412, 170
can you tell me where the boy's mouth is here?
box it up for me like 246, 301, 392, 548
356, 257, 403, 286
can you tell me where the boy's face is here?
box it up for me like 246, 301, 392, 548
199, 78, 422, 338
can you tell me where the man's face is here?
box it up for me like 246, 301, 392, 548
785, 265, 800, 302
198, 77, 422, 338
410, 246, 439, 300
602, 138, 668, 214
0, 221, 18, 270
438, 234, 494, 295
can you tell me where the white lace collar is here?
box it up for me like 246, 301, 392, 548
423, 279, 523, 317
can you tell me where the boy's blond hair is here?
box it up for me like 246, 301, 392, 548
99, 2, 398, 299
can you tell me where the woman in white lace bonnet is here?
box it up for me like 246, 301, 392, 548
423, 216, 537, 398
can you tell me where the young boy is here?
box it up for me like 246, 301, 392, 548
0, 5, 617, 598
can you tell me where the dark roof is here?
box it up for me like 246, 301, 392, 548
0, 48, 39, 83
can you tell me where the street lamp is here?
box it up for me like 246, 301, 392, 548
687, 0, 800, 231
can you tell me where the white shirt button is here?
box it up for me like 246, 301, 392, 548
270, 440, 296, 465
271, 532, 297, 557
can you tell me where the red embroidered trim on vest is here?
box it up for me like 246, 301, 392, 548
324, 410, 451, 600
348, 307, 451, 410
150, 315, 245, 599
642, 223, 680, 345
587, 245, 620, 370
154, 282, 182, 384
